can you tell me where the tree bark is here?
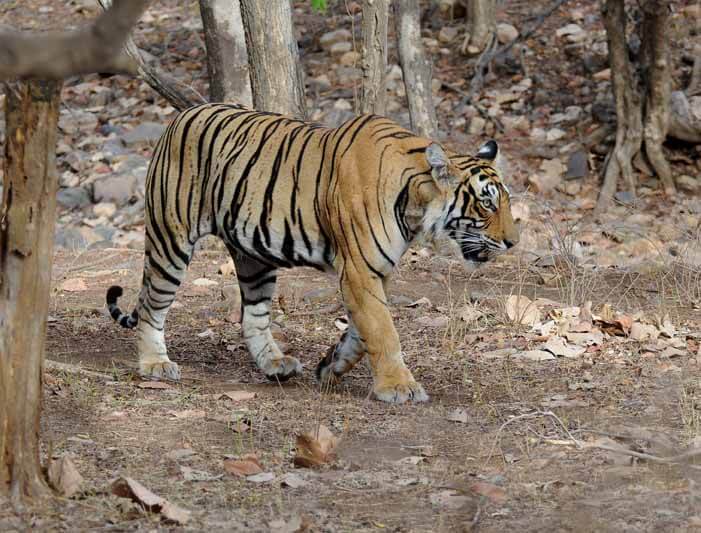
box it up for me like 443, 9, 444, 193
199, 0, 252, 106
396, 0, 438, 138
97, 0, 206, 111
360, 0, 389, 115
641, 0, 675, 196
0, 0, 148, 80
461, 0, 496, 56
239, 0, 306, 117
598, 0, 643, 210
0, 80, 62, 501
597, 0, 676, 212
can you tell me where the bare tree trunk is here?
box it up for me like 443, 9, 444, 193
396, 0, 438, 138
0, 80, 62, 501
239, 0, 306, 117
461, 0, 496, 56
641, 0, 675, 196
597, 0, 676, 212
199, 0, 252, 105
360, 0, 389, 115
598, 0, 642, 210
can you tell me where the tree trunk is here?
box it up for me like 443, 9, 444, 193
0, 80, 62, 501
396, 0, 438, 138
641, 0, 675, 196
360, 0, 389, 115
199, 0, 252, 105
239, 0, 306, 117
597, 0, 676, 212
461, 0, 496, 56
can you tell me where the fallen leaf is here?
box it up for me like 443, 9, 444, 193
294, 425, 339, 468
396, 456, 426, 465
658, 315, 676, 338
459, 305, 483, 325
505, 295, 541, 326
192, 277, 218, 287
223, 454, 263, 477
406, 296, 432, 308
180, 465, 222, 482
168, 409, 206, 419
247, 472, 275, 483
446, 408, 469, 423
564, 330, 604, 346
334, 316, 349, 331
416, 315, 449, 328
513, 350, 556, 361
111, 476, 191, 524
166, 449, 196, 461
138, 381, 171, 390
429, 490, 471, 510
219, 390, 256, 402
48, 456, 83, 498
280, 472, 307, 488
61, 278, 88, 292
542, 336, 586, 358
469, 481, 507, 504
630, 322, 660, 341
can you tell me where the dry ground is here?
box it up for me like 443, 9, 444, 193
1, 244, 699, 532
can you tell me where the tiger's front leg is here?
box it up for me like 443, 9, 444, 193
334, 268, 428, 404
233, 253, 303, 381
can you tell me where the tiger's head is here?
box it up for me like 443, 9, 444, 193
424, 140, 519, 264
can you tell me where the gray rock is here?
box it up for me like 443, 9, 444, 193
58, 109, 98, 135
92, 175, 137, 205
614, 190, 636, 206
438, 26, 459, 43
121, 122, 166, 146
496, 23, 518, 44
319, 29, 352, 51
566, 150, 589, 179
57, 187, 91, 209
102, 138, 129, 158
676, 174, 700, 193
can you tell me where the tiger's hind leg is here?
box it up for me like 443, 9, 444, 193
315, 317, 365, 386
134, 242, 193, 380
232, 252, 303, 381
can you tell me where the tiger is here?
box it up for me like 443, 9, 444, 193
106, 103, 519, 404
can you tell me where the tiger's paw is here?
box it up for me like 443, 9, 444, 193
315, 346, 343, 387
262, 356, 303, 383
373, 380, 429, 404
139, 360, 181, 381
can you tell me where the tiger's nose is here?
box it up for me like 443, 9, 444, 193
504, 239, 516, 249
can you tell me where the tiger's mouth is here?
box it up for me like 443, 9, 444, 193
461, 247, 491, 263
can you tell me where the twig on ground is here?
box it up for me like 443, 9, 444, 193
45, 360, 113, 380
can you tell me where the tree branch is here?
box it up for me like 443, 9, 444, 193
97, 0, 206, 110
0, 0, 149, 80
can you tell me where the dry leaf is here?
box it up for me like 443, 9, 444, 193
61, 278, 88, 292
406, 296, 432, 308
280, 472, 306, 488
223, 454, 263, 477
429, 490, 471, 510
48, 456, 83, 498
513, 350, 556, 361
446, 408, 469, 423
247, 472, 275, 483
138, 381, 171, 390
542, 336, 586, 359
459, 305, 483, 325
219, 390, 256, 402
111, 476, 191, 524
416, 315, 449, 328
180, 466, 222, 482
630, 322, 660, 341
192, 277, 218, 287
168, 409, 206, 419
294, 425, 339, 468
469, 481, 507, 504
505, 295, 541, 326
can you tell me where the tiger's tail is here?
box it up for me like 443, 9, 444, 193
106, 286, 139, 329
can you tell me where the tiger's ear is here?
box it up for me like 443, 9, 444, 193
426, 143, 450, 180
476, 140, 498, 161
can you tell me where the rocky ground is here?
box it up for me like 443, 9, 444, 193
1, 0, 701, 531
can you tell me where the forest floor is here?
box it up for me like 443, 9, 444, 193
1, 0, 701, 531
